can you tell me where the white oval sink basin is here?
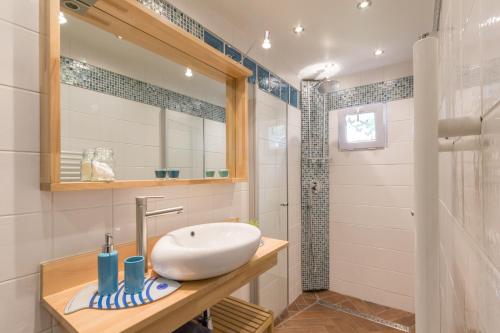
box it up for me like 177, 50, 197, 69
151, 222, 262, 281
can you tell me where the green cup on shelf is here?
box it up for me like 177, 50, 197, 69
166, 168, 180, 179
205, 169, 215, 178
218, 168, 229, 178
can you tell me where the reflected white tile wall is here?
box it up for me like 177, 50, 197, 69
61, 85, 161, 180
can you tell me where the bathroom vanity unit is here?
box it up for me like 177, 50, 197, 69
40, 0, 251, 191
41, 237, 287, 333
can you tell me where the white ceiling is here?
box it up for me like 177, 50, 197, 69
170, 0, 435, 85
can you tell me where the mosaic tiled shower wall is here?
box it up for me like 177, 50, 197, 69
60, 56, 226, 123
301, 81, 330, 291
300, 76, 414, 291
136, 0, 299, 108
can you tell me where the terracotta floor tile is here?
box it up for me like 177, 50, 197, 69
317, 291, 349, 304
274, 292, 414, 333
378, 308, 415, 326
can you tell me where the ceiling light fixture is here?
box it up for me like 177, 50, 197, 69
262, 30, 271, 49
374, 48, 384, 56
357, 0, 372, 9
185, 67, 193, 77
59, 12, 68, 25
117, 35, 123, 40
293, 24, 305, 34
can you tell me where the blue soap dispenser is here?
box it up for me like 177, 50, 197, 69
98, 233, 118, 295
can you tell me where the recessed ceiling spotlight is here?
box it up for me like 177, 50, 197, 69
293, 24, 305, 34
374, 48, 384, 56
357, 0, 372, 9
117, 35, 123, 40
262, 30, 271, 49
185, 67, 193, 77
59, 12, 68, 25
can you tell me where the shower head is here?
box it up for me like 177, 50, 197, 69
314, 79, 339, 94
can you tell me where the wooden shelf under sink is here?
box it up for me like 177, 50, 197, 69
212, 297, 274, 333
40, 237, 287, 333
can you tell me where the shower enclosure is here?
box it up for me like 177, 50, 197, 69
249, 87, 289, 317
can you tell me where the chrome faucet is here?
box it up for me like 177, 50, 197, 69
136, 196, 184, 273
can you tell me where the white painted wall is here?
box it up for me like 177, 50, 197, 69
438, 0, 500, 331
328, 62, 415, 312
0, 2, 249, 332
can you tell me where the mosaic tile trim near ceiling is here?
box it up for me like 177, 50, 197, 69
327, 76, 414, 110
60, 56, 226, 123
136, 0, 299, 108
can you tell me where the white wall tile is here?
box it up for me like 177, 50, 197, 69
53, 206, 112, 258
332, 164, 413, 186
331, 185, 413, 208
0, 20, 39, 92
0, 86, 40, 152
332, 259, 413, 296
330, 76, 414, 310
332, 222, 414, 253
331, 142, 413, 165
0, 274, 51, 333
0, 0, 39, 32
386, 99, 412, 122
333, 241, 414, 275
0, 152, 51, 216
388, 120, 413, 143
331, 277, 414, 312
0, 212, 52, 282
332, 204, 413, 230
53, 190, 112, 211
437, 0, 500, 330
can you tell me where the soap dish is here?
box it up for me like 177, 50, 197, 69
64, 276, 181, 314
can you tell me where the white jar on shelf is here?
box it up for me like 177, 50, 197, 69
91, 147, 115, 182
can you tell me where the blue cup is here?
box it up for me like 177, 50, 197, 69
218, 169, 229, 178
124, 256, 145, 294
167, 168, 180, 179
155, 169, 167, 179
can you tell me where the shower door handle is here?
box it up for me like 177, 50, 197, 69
280, 203, 288, 207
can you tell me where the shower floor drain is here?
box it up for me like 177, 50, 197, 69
317, 299, 412, 332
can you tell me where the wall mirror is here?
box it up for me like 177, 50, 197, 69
41, 0, 250, 191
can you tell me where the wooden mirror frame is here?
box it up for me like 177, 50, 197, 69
40, 0, 251, 191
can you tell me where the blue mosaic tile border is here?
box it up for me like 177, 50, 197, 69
242, 58, 257, 85
136, 0, 299, 108
204, 30, 224, 53
225, 44, 242, 63
60, 56, 226, 123
327, 76, 413, 110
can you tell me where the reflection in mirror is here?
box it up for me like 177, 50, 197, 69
59, 14, 228, 182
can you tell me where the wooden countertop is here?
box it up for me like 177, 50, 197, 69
41, 237, 287, 333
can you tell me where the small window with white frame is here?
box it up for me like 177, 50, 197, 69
338, 103, 387, 150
